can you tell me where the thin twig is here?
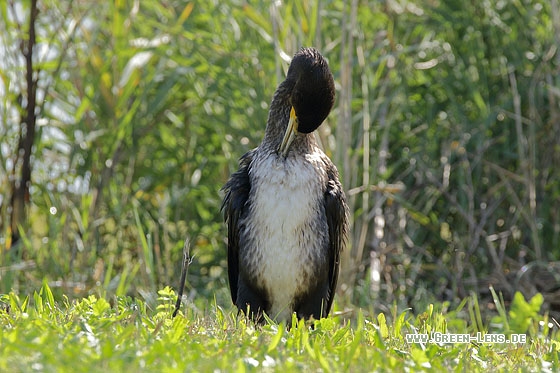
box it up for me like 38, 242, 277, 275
509, 70, 541, 260
173, 238, 191, 317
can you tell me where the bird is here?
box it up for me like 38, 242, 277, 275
221, 47, 348, 323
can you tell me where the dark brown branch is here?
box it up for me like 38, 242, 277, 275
9, 0, 39, 250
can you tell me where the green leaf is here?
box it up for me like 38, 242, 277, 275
92, 297, 111, 317
377, 312, 389, 339
267, 325, 284, 353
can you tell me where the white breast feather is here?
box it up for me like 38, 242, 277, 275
247, 152, 326, 321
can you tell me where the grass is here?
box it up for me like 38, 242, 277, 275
0, 284, 558, 372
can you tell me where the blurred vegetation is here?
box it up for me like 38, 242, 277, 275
1, 0, 559, 319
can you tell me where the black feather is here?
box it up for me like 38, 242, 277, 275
221, 150, 254, 304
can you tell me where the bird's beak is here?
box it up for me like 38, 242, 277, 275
279, 107, 298, 157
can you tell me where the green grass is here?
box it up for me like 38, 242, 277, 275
1, 284, 558, 372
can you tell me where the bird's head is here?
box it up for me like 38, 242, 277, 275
279, 48, 335, 157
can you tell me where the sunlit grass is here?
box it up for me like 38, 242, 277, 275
0, 284, 558, 372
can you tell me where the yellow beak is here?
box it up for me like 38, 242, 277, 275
279, 107, 298, 157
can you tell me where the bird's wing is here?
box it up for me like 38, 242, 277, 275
323, 165, 349, 315
221, 150, 254, 304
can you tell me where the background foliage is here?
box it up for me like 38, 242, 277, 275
1, 0, 559, 319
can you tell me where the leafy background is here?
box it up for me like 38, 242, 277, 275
1, 0, 559, 320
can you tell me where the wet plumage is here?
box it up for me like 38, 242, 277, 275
222, 47, 348, 322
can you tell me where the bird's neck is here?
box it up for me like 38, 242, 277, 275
261, 81, 316, 155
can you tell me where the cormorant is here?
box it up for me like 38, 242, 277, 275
222, 47, 348, 323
